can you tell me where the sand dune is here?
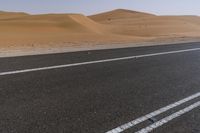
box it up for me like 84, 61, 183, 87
89, 9, 200, 37
0, 11, 29, 20
0, 11, 145, 48
89, 9, 155, 23
0, 13, 105, 34
1, 9, 200, 51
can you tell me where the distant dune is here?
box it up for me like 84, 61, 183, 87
0, 14, 105, 33
89, 9, 200, 37
0, 11, 144, 50
89, 9, 155, 22
1, 9, 200, 51
0, 11, 28, 20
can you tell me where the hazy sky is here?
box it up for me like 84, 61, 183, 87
0, 0, 200, 15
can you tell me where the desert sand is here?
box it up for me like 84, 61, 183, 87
1, 9, 200, 57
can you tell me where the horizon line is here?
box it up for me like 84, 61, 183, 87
1, 8, 199, 17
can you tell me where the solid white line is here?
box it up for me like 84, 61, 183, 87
1, 47, 200, 76
136, 101, 200, 133
105, 92, 200, 133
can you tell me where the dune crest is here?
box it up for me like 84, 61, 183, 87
68, 14, 107, 34
89, 9, 155, 23
90, 9, 200, 37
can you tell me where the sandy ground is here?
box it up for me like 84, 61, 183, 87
1, 9, 200, 57
0, 36, 200, 57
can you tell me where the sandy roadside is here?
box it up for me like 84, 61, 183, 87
0, 36, 200, 58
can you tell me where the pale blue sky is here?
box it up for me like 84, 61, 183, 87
0, 0, 200, 15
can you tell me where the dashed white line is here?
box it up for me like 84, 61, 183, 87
1, 47, 200, 76
136, 101, 200, 133
105, 92, 200, 133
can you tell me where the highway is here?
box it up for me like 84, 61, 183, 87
0, 42, 200, 133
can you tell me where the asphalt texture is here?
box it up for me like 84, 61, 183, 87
0, 42, 200, 133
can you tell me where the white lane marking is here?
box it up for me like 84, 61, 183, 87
105, 92, 200, 133
136, 101, 200, 133
1, 47, 200, 76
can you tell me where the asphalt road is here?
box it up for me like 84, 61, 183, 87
0, 42, 200, 133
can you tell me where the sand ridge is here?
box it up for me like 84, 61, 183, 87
0, 9, 200, 53
89, 9, 200, 37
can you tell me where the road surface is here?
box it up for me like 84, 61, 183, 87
0, 42, 200, 133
